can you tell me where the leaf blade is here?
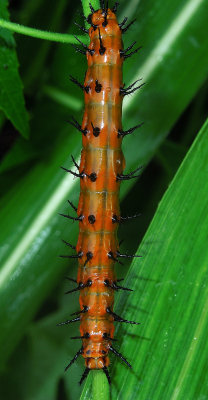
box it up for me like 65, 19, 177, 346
109, 119, 208, 399
0, 0, 29, 138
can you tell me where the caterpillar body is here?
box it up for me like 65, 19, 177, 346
59, 1, 142, 385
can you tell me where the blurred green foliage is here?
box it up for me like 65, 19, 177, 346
0, 0, 208, 399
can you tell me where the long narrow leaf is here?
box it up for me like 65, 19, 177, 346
81, 118, 208, 398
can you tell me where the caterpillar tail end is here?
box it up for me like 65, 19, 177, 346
85, 356, 110, 370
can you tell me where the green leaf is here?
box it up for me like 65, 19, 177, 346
81, 119, 208, 399
0, 0, 29, 138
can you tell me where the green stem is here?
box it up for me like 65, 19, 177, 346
92, 371, 110, 400
0, 18, 88, 44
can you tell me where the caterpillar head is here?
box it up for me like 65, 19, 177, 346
88, 8, 118, 32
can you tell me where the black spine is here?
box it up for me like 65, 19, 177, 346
68, 200, 78, 212
120, 80, 145, 96
59, 213, 83, 221
122, 19, 136, 33
103, 366, 111, 385
106, 308, 140, 325
118, 122, 144, 138
57, 316, 80, 326
109, 345, 132, 368
65, 348, 83, 372
79, 368, 90, 385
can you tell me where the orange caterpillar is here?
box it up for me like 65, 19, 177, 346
58, 1, 143, 385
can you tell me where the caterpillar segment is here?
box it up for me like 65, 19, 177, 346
59, 1, 142, 385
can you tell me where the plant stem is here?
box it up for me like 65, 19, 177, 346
0, 18, 88, 44
92, 371, 110, 400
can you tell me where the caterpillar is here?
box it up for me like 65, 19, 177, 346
58, 0, 143, 385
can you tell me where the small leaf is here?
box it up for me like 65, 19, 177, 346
0, 0, 29, 138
